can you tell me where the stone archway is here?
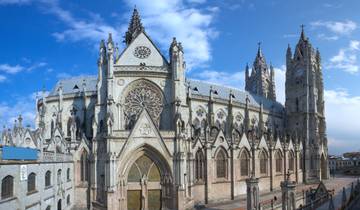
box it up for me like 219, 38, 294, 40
320, 154, 327, 180
122, 147, 173, 210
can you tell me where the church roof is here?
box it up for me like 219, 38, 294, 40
49, 75, 97, 96
187, 79, 284, 113
48, 75, 284, 113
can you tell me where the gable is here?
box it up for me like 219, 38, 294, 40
258, 136, 269, 151
117, 32, 169, 67
119, 109, 171, 159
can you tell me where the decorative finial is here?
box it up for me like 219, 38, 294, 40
257, 41, 262, 57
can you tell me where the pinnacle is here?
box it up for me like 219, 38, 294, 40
124, 7, 145, 45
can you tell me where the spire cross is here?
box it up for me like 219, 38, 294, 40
300, 24, 305, 31
257, 42, 262, 48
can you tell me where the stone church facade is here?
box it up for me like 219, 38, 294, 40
0, 8, 329, 210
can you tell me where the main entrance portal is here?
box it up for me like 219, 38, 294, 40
127, 155, 162, 210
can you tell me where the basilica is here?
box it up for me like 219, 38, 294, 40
0, 8, 329, 210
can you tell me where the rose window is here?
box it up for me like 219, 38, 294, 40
133, 46, 151, 59
124, 81, 163, 127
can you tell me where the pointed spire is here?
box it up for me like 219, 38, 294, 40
316, 48, 321, 63
287, 44, 292, 56
257, 42, 263, 58
99, 39, 105, 50
107, 33, 114, 51
125, 7, 145, 45
300, 24, 306, 41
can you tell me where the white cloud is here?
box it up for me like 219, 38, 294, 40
311, 20, 357, 35
0, 64, 25, 74
27, 62, 47, 71
0, 75, 6, 82
273, 65, 286, 104
190, 65, 286, 104
191, 69, 245, 88
56, 72, 72, 79
0, 92, 40, 128
123, 0, 218, 69
0, 62, 48, 75
327, 40, 360, 74
317, 33, 339, 41
0, 0, 31, 5
37, 0, 119, 46
324, 89, 360, 154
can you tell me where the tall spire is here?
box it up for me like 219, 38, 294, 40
257, 42, 263, 58
300, 24, 306, 41
125, 7, 145, 45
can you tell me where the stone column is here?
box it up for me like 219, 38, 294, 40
246, 176, 260, 210
247, 128, 260, 210
281, 171, 296, 210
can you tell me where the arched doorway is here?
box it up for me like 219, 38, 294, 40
57, 199, 61, 210
127, 154, 169, 210
321, 154, 327, 180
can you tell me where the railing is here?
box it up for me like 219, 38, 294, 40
42, 152, 72, 162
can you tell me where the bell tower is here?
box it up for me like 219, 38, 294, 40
285, 26, 328, 183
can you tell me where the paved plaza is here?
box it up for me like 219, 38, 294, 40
202, 175, 359, 210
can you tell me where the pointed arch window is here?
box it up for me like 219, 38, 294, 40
259, 151, 268, 175
275, 150, 283, 173
1, 175, 14, 199
80, 151, 89, 182
288, 151, 295, 171
299, 152, 304, 170
240, 150, 250, 177
216, 148, 228, 179
195, 149, 205, 181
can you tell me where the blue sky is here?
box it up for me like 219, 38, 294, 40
0, 0, 359, 155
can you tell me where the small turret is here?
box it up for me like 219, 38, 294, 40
286, 44, 292, 66
269, 64, 276, 100
245, 43, 276, 101
124, 7, 144, 46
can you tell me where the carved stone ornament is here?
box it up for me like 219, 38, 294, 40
235, 114, 243, 122
139, 123, 151, 136
124, 80, 163, 126
217, 111, 225, 120
196, 109, 204, 117
134, 46, 151, 59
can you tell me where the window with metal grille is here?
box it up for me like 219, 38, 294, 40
27, 173, 36, 192
1, 175, 14, 199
